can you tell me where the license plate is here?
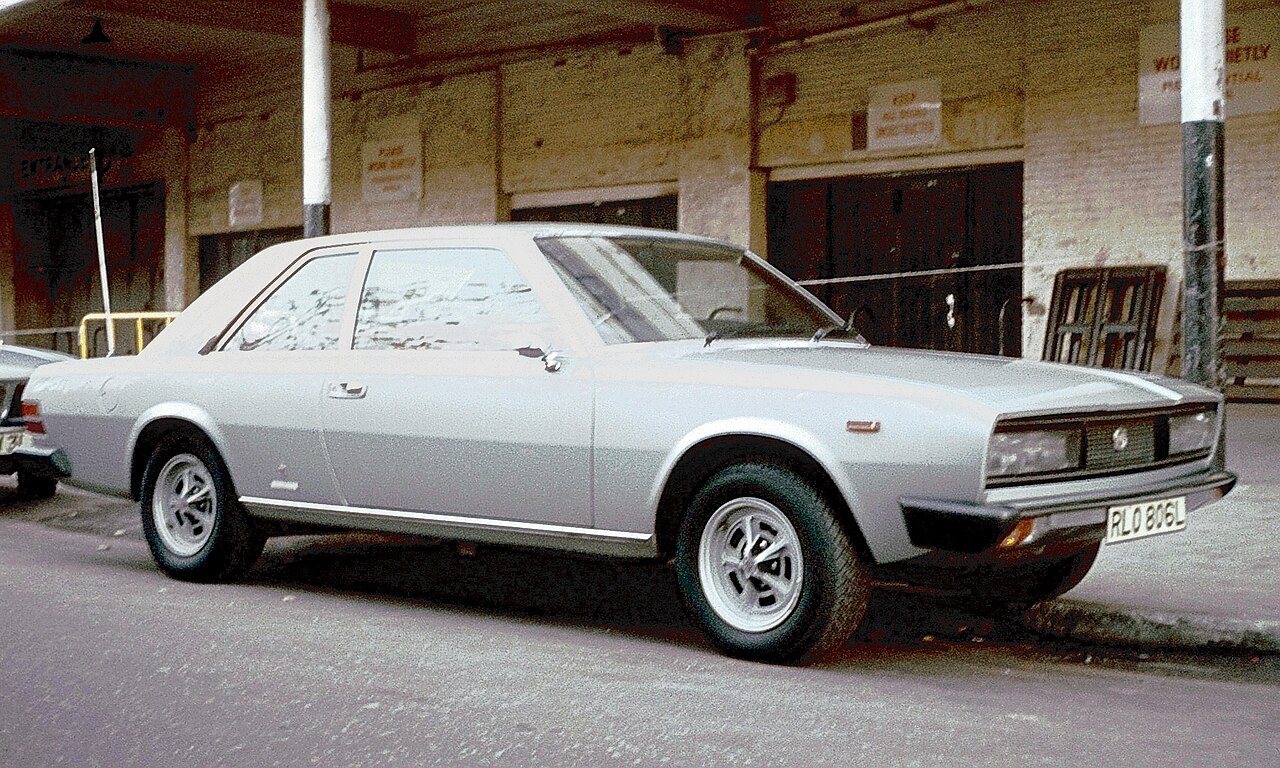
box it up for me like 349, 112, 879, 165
1105, 496, 1186, 544
0, 430, 30, 456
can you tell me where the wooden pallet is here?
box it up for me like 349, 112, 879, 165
1166, 280, 1280, 402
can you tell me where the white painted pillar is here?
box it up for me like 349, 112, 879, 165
303, 0, 332, 237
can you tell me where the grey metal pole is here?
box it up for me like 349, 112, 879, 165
88, 148, 116, 356
303, 0, 332, 238
1179, 0, 1225, 392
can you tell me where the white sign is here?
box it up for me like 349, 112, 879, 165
362, 137, 422, 203
1139, 7, 1280, 125
228, 179, 264, 228
867, 80, 942, 151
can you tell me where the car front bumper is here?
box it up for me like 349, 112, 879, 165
899, 467, 1237, 556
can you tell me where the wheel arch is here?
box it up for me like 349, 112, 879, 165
653, 427, 873, 564
128, 405, 227, 500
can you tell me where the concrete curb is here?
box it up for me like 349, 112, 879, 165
1022, 598, 1280, 655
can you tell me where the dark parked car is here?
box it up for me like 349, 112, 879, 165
0, 344, 72, 498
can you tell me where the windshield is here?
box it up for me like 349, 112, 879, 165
536, 235, 851, 344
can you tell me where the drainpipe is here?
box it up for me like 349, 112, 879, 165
303, 0, 332, 237
1180, 0, 1226, 470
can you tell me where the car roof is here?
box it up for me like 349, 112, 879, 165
142, 225, 742, 357
291, 223, 735, 250
0, 345, 75, 369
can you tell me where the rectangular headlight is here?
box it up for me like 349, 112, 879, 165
986, 429, 1082, 478
1168, 408, 1216, 455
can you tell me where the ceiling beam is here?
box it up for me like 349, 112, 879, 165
543, 0, 761, 31
76, 0, 415, 54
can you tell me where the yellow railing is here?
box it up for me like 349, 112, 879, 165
78, 311, 180, 359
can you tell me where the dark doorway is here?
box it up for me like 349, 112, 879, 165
13, 183, 164, 354
767, 165, 1023, 355
198, 227, 303, 294
512, 195, 678, 230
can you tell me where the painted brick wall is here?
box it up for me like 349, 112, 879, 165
758, 4, 1027, 167
179, 0, 1280, 368
501, 44, 682, 195
1024, 0, 1280, 366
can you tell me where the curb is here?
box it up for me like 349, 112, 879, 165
1022, 598, 1280, 655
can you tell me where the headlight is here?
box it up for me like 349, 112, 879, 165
986, 429, 1081, 478
1168, 409, 1216, 455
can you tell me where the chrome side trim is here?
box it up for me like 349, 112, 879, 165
240, 496, 658, 558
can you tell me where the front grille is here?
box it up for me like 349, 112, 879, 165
986, 404, 1214, 488
1084, 417, 1155, 472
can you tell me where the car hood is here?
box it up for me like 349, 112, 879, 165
686, 342, 1207, 414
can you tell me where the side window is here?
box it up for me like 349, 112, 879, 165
354, 247, 550, 351
225, 253, 357, 352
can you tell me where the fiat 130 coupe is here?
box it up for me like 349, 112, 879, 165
24, 225, 1235, 662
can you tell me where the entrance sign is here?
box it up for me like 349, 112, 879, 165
867, 80, 942, 151
361, 137, 422, 203
1139, 7, 1279, 125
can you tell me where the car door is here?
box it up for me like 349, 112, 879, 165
320, 243, 594, 527
210, 248, 360, 507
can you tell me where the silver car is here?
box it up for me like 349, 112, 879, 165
24, 225, 1235, 662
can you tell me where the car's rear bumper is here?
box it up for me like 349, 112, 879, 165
899, 467, 1237, 556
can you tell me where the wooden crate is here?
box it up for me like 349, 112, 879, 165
1166, 280, 1280, 402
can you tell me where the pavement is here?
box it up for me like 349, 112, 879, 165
1022, 403, 1280, 654
2, 403, 1278, 657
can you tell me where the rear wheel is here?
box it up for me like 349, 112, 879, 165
139, 433, 265, 582
675, 462, 870, 664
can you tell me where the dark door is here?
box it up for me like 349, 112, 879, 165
198, 227, 303, 294
767, 165, 1023, 355
512, 195, 677, 230
13, 184, 164, 355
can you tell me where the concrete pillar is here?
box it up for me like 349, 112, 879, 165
161, 126, 195, 310
0, 202, 16, 338
676, 35, 763, 254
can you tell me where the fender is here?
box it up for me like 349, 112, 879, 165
648, 416, 869, 533
128, 402, 230, 476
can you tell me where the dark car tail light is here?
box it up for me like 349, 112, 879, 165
21, 400, 45, 434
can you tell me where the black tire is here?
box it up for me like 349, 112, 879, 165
17, 471, 57, 500
968, 543, 1101, 607
675, 462, 871, 664
139, 432, 265, 583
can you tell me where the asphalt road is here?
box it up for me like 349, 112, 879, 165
2, 493, 1278, 767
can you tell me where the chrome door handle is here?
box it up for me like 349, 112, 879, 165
327, 381, 367, 399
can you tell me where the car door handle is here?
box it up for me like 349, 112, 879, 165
327, 381, 367, 399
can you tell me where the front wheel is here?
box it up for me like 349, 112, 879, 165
675, 462, 870, 664
139, 433, 265, 582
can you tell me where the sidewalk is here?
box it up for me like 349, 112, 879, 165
1023, 403, 1280, 654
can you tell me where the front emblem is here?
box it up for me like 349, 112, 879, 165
1112, 427, 1130, 452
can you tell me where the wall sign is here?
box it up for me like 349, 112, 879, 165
361, 137, 422, 203
14, 150, 132, 193
867, 80, 942, 151
1139, 7, 1279, 125
229, 180, 265, 229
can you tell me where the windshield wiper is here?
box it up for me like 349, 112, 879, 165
810, 317, 860, 343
